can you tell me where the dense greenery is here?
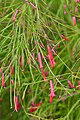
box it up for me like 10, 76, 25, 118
0, 0, 80, 120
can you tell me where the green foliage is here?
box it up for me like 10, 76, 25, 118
0, 0, 80, 120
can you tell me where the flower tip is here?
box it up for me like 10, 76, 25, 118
11, 80, 14, 84
45, 71, 49, 76
76, 0, 80, 3
75, 7, 78, 12
31, 102, 35, 107
62, 97, 66, 102
63, 5, 67, 9
61, 34, 68, 41
72, 16, 76, 26
64, 11, 66, 14
38, 52, 43, 69
29, 2, 37, 10
50, 95, 53, 104
68, 80, 76, 88
12, 19, 15, 23
41, 69, 47, 82
30, 108, 36, 113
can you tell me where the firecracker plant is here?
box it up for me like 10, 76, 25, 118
0, 0, 80, 120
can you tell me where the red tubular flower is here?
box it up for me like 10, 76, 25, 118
2, 73, 5, 87
75, 7, 78, 12
52, 48, 57, 55
36, 102, 42, 107
38, 52, 47, 81
31, 102, 35, 107
58, 44, 60, 48
68, 80, 76, 88
12, 9, 18, 23
29, 2, 37, 10
47, 45, 56, 68
14, 96, 18, 112
78, 80, 80, 90
50, 80, 56, 97
64, 11, 66, 14
40, 43, 44, 48
50, 80, 56, 104
30, 107, 37, 113
10, 66, 14, 75
50, 95, 53, 103
14, 96, 21, 112
17, 104, 21, 111
38, 52, 43, 69
27, 57, 31, 64
11, 79, 14, 84
20, 56, 24, 67
41, 69, 47, 82
30, 102, 42, 113
52, 43, 56, 48
62, 97, 66, 102
63, 5, 67, 9
72, 16, 76, 26
61, 34, 68, 41
76, 0, 80, 3
45, 71, 49, 77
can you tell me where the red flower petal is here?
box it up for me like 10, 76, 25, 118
61, 34, 68, 41
72, 16, 76, 26
68, 80, 76, 88
41, 69, 47, 82
30, 107, 37, 113
12, 10, 18, 23
29, 2, 37, 10
47, 45, 56, 68
38, 52, 43, 69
